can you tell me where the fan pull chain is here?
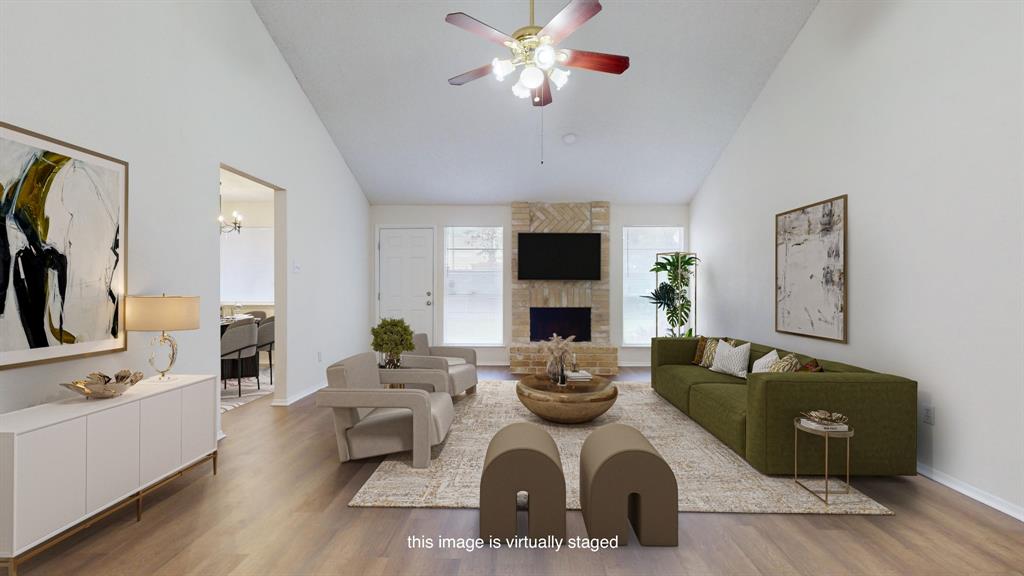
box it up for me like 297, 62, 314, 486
540, 105, 545, 165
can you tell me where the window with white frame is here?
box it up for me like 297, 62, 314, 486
443, 226, 503, 345
622, 226, 686, 346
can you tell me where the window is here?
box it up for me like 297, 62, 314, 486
622, 226, 685, 346
444, 226, 503, 345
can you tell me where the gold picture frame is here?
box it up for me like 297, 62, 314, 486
0, 122, 129, 369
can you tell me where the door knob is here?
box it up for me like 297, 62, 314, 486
426, 291, 432, 296
426, 301, 432, 306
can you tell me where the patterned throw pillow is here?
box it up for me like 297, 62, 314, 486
751, 350, 780, 373
692, 336, 708, 365
710, 341, 751, 378
798, 359, 824, 372
699, 338, 720, 368
768, 353, 801, 373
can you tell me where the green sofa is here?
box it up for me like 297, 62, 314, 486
651, 337, 917, 476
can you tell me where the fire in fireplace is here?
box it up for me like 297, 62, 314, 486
530, 307, 592, 342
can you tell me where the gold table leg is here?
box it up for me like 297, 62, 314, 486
794, 429, 852, 505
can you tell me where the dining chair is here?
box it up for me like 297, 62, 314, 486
250, 311, 267, 321
221, 323, 258, 397
229, 317, 257, 329
256, 319, 275, 387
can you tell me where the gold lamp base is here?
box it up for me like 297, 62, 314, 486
149, 331, 179, 380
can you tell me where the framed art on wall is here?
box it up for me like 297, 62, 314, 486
775, 195, 846, 343
0, 122, 128, 369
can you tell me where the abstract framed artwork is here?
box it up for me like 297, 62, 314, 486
1, 123, 128, 369
775, 195, 847, 343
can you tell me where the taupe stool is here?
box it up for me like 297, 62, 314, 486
480, 422, 566, 540
580, 424, 678, 546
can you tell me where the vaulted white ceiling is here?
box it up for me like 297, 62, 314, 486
253, 1, 816, 205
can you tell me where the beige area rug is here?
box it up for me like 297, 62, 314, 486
348, 381, 891, 515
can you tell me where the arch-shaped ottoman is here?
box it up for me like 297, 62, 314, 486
580, 423, 678, 546
480, 422, 566, 540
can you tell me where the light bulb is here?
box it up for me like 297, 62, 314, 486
491, 57, 515, 81
534, 45, 556, 70
511, 80, 531, 99
235, 213, 243, 222
232, 210, 239, 218
519, 66, 545, 90
218, 215, 225, 223
550, 68, 571, 90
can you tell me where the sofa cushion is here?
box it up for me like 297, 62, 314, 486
653, 365, 745, 414
347, 391, 455, 459
699, 338, 720, 367
751, 349, 779, 373
689, 384, 747, 457
710, 340, 751, 378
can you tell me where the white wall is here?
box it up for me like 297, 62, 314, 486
0, 1, 369, 412
689, 1, 1023, 517
370, 204, 688, 366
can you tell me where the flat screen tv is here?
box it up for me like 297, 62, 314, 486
518, 233, 601, 280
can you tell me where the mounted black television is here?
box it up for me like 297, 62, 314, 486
518, 233, 601, 280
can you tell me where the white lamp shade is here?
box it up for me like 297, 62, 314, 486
126, 296, 200, 332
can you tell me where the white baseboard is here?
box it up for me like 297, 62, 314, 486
271, 381, 326, 407
917, 461, 1024, 522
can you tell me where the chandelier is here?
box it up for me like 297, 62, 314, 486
218, 210, 243, 234
217, 189, 243, 234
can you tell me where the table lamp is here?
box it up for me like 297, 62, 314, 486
126, 295, 200, 379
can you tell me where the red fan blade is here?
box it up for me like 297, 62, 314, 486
561, 49, 629, 74
532, 76, 553, 107
445, 12, 514, 47
448, 64, 493, 86
539, 0, 602, 46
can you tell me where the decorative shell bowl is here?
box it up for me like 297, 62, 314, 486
61, 370, 144, 399
800, 410, 849, 425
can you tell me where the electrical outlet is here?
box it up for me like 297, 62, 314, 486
317, 351, 323, 363
923, 406, 935, 425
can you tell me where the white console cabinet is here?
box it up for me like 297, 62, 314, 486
0, 375, 217, 572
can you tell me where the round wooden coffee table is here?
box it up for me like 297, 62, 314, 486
516, 375, 617, 424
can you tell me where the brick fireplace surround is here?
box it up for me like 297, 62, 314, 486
509, 202, 619, 375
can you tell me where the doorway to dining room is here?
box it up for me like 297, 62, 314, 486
218, 165, 284, 412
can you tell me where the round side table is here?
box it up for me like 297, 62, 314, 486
793, 417, 854, 504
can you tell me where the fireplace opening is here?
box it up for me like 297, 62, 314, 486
530, 307, 592, 342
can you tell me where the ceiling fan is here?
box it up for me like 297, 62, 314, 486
446, 0, 629, 106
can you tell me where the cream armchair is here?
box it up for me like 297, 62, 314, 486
317, 352, 454, 468
400, 333, 478, 396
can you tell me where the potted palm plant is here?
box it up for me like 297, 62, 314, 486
371, 318, 415, 368
645, 252, 699, 337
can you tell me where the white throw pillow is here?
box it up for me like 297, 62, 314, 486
710, 341, 751, 378
751, 350, 780, 374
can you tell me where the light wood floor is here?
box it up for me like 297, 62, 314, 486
19, 368, 1024, 575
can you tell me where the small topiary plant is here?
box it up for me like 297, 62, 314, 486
371, 318, 415, 368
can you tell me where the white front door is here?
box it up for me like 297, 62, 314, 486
378, 228, 434, 341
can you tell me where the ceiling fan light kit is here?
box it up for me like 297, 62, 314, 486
446, 0, 629, 107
